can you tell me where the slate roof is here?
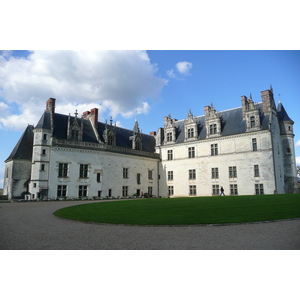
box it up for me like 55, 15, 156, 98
277, 102, 294, 123
5, 125, 34, 162
51, 113, 156, 153
170, 103, 270, 143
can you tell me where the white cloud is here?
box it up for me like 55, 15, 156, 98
295, 140, 300, 147
176, 61, 192, 74
167, 61, 192, 79
0, 50, 167, 130
296, 156, 300, 166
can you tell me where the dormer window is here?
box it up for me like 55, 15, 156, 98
167, 132, 173, 142
187, 128, 194, 138
71, 130, 79, 140
250, 116, 255, 128
209, 124, 217, 135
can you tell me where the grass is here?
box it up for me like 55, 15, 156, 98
53, 194, 300, 225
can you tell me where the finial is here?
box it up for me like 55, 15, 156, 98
278, 93, 281, 103
250, 93, 252, 100
110, 116, 113, 125
270, 84, 273, 93
74, 109, 78, 118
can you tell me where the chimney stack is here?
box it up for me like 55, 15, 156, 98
90, 108, 98, 129
261, 89, 275, 114
46, 98, 56, 114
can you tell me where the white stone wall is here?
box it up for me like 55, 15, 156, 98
47, 147, 159, 199
158, 130, 278, 197
3, 160, 31, 199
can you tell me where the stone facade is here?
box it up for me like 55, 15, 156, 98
3, 86, 298, 199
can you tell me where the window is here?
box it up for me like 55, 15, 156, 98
229, 166, 237, 178
98, 191, 102, 198
254, 165, 259, 177
97, 173, 101, 182
187, 128, 194, 138
122, 186, 128, 197
148, 187, 153, 197
189, 185, 197, 196
108, 135, 114, 145
252, 138, 257, 151
167, 132, 172, 142
108, 189, 112, 197
58, 163, 68, 177
212, 167, 219, 179
6, 167, 9, 178
255, 184, 264, 195
168, 186, 174, 196
43, 134, 47, 141
123, 168, 129, 178
71, 130, 79, 140
78, 185, 88, 197
168, 171, 173, 181
167, 150, 173, 160
57, 185, 67, 197
137, 173, 141, 184
33, 183, 37, 188
210, 124, 217, 134
41, 164, 45, 171
212, 185, 219, 195
42, 149, 46, 155
148, 170, 153, 180
79, 164, 88, 178
136, 189, 141, 197
211, 144, 218, 156
230, 184, 238, 195
188, 147, 195, 158
189, 169, 196, 180
287, 148, 291, 154
250, 116, 255, 128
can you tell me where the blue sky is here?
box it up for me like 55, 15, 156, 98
0, 50, 299, 188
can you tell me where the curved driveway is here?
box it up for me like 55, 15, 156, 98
1, 200, 299, 250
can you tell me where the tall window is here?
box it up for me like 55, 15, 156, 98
167, 132, 172, 142
122, 186, 128, 197
43, 134, 47, 141
252, 138, 257, 151
211, 167, 219, 179
230, 184, 238, 195
168, 186, 174, 196
108, 135, 114, 145
71, 130, 79, 140
210, 124, 217, 134
78, 185, 88, 197
123, 168, 129, 178
148, 170, 153, 180
57, 185, 67, 197
189, 185, 197, 196
255, 184, 264, 195
168, 171, 173, 181
97, 173, 101, 182
250, 116, 255, 128
41, 164, 45, 171
42, 149, 46, 155
188, 147, 195, 158
229, 166, 237, 178
254, 165, 259, 177
137, 173, 141, 184
167, 150, 173, 160
58, 163, 68, 177
189, 169, 196, 180
148, 187, 153, 197
79, 164, 88, 178
98, 191, 102, 198
211, 144, 218, 156
212, 185, 219, 195
187, 128, 194, 138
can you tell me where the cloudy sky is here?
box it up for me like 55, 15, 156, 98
0, 50, 299, 188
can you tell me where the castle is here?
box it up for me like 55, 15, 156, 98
3, 86, 298, 199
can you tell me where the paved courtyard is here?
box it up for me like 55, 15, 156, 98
1, 200, 300, 250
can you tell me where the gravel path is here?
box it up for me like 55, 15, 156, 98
1, 200, 299, 250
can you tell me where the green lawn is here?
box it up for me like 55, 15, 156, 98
53, 194, 300, 225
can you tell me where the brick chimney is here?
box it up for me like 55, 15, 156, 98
204, 105, 211, 115
149, 131, 156, 136
46, 98, 56, 114
261, 88, 275, 114
90, 108, 98, 129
